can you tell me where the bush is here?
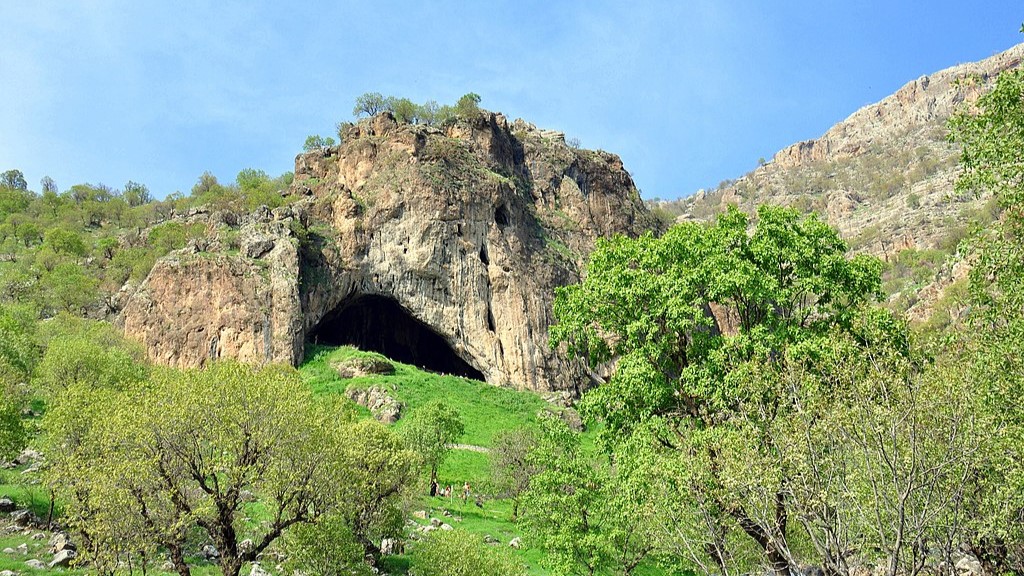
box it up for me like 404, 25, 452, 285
409, 529, 526, 576
282, 513, 372, 576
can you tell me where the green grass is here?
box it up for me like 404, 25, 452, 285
297, 344, 674, 576
301, 344, 549, 448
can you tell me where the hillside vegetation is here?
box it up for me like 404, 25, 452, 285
2, 59, 1024, 576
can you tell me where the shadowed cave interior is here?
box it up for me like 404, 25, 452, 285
310, 294, 486, 381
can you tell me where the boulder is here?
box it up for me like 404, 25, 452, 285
955, 555, 983, 576
0, 497, 15, 513
345, 386, 402, 424
49, 532, 77, 554
10, 510, 36, 528
24, 560, 44, 570
48, 550, 76, 569
334, 357, 395, 378
201, 544, 220, 561
380, 538, 402, 555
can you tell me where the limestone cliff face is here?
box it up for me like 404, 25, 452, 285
667, 43, 1024, 324
121, 207, 305, 368
121, 112, 660, 392
676, 43, 1024, 258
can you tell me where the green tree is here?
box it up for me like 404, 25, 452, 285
302, 134, 337, 151
390, 97, 420, 123
551, 205, 885, 576
282, 512, 372, 576
521, 415, 609, 576
409, 529, 527, 576
44, 362, 358, 576
353, 92, 387, 117
122, 180, 152, 207
400, 400, 464, 488
335, 418, 418, 560
947, 63, 1024, 574
41, 263, 100, 314
0, 398, 24, 462
0, 186, 32, 218
489, 427, 539, 520
0, 304, 35, 461
42, 228, 87, 257
1, 169, 27, 190
454, 93, 482, 119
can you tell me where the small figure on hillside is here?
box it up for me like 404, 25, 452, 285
462, 481, 471, 504
430, 479, 438, 497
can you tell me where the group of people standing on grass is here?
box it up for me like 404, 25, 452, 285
430, 479, 473, 504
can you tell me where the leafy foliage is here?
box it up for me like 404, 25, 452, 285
409, 528, 527, 576
401, 400, 465, 487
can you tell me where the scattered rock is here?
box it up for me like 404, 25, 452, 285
509, 537, 522, 549
429, 518, 442, 527
335, 357, 396, 378
248, 563, 270, 576
955, 555, 983, 576
540, 406, 585, 432
0, 569, 16, 576
201, 544, 220, 561
15, 544, 27, 555
48, 549, 77, 569
483, 534, 499, 544
24, 560, 44, 570
48, 532, 75, 554
412, 510, 427, 520
10, 510, 36, 528
346, 386, 402, 424
0, 498, 15, 513
2, 548, 14, 555
380, 538, 402, 555
13, 449, 42, 466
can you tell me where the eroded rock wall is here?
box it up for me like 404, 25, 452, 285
122, 112, 660, 392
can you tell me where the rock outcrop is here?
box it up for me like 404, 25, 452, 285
121, 111, 660, 392
677, 43, 1024, 258
666, 42, 1024, 324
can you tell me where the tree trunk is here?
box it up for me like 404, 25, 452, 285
219, 555, 243, 576
168, 544, 191, 576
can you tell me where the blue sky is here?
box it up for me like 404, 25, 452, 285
1, 1, 1020, 200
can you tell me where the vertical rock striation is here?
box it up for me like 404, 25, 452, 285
121, 111, 660, 392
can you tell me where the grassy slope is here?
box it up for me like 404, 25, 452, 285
299, 344, 671, 576
300, 344, 554, 574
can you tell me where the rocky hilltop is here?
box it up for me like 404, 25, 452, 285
667, 43, 1024, 321
677, 43, 1024, 254
121, 111, 660, 392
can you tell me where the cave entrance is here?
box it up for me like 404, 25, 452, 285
310, 294, 485, 381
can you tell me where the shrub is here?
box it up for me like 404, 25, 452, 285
409, 529, 526, 576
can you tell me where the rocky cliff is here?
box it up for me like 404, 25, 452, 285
121, 111, 660, 392
669, 43, 1024, 321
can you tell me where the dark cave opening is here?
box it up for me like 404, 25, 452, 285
310, 294, 485, 381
